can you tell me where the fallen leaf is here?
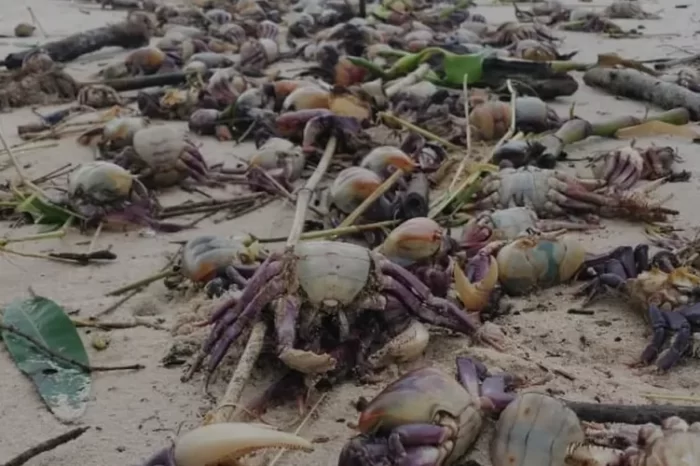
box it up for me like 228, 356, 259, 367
1, 295, 91, 422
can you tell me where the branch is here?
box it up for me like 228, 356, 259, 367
2, 426, 89, 466
0, 323, 144, 372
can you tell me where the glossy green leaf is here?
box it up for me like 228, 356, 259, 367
15, 192, 72, 229
1, 296, 91, 422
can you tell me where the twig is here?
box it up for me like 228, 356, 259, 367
566, 400, 700, 424
1, 426, 89, 466
488, 79, 517, 161
105, 269, 177, 296
336, 169, 403, 230
204, 320, 267, 423
266, 393, 327, 466
0, 323, 144, 372
287, 137, 337, 248
87, 222, 102, 254
27, 7, 48, 38
378, 112, 462, 152
447, 74, 472, 194
71, 317, 167, 331
256, 220, 399, 243
94, 288, 141, 318
31, 163, 74, 185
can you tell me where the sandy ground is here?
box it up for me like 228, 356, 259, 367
1, 0, 700, 465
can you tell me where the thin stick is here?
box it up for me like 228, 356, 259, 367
1, 426, 89, 466
488, 79, 517, 161
105, 269, 177, 296
266, 393, 327, 466
26, 7, 48, 38
378, 112, 462, 152
286, 137, 337, 248
71, 317, 167, 331
337, 169, 403, 229
205, 320, 267, 424
94, 288, 141, 317
87, 222, 102, 254
256, 220, 400, 243
447, 74, 472, 194
0, 323, 144, 372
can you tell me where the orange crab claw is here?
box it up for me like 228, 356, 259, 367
454, 254, 499, 313
380, 217, 443, 265
361, 146, 418, 176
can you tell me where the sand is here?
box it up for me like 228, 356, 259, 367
0, 0, 699, 465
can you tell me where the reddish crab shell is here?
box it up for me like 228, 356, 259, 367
329, 167, 384, 214
360, 146, 418, 177
379, 217, 443, 267
180, 235, 258, 283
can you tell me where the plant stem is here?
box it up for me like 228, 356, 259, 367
0, 323, 144, 372
1, 426, 89, 466
105, 269, 177, 297
378, 112, 463, 152
256, 220, 400, 243
337, 169, 403, 230
286, 137, 337, 248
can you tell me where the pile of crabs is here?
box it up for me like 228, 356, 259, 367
10, 0, 700, 465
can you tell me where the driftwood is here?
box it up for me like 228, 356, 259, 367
583, 67, 700, 120
567, 400, 700, 425
537, 107, 690, 162
2, 21, 150, 70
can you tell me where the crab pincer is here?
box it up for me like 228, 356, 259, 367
338, 357, 518, 466
141, 422, 313, 466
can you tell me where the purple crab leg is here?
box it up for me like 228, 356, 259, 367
639, 304, 669, 365
655, 307, 693, 372
456, 356, 482, 396
378, 259, 432, 300
396, 447, 441, 466
207, 280, 285, 371
380, 276, 479, 335
224, 265, 249, 289
206, 257, 282, 328
633, 244, 649, 272
140, 446, 175, 466
480, 376, 517, 411
391, 424, 451, 446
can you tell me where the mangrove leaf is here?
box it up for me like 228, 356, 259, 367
1, 295, 91, 422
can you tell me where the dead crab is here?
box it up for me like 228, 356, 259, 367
461, 206, 596, 252
115, 125, 215, 188
76, 84, 123, 108
494, 392, 700, 466
238, 135, 307, 194
328, 167, 396, 226
589, 144, 688, 190
193, 241, 505, 378
483, 21, 559, 47
141, 422, 313, 466
173, 235, 266, 297
65, 161, 183, 232
576, 244, 700, 371
473, 166, 677, 222
77, 116, 150, 154
338, 357, 518, 466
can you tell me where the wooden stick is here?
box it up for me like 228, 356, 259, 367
0, 323, 144, 372
2, 426, 89, 466
266, 393, 327, 466
566, 400, 700, 424
286, 137, 337, 248
336, 169, 403, 229
447, 74, 472, 194
204, 321, 267, 424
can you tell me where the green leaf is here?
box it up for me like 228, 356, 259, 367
15, 193, 72, 228
1, 296, 91, 422
419, 48, 486, 86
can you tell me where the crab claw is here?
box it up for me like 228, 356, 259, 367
379, 217, 444, 267
360, 146, 418, 178
454, 253, 499, 313
461, 217, 495, 252
143, 423, 314, 466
